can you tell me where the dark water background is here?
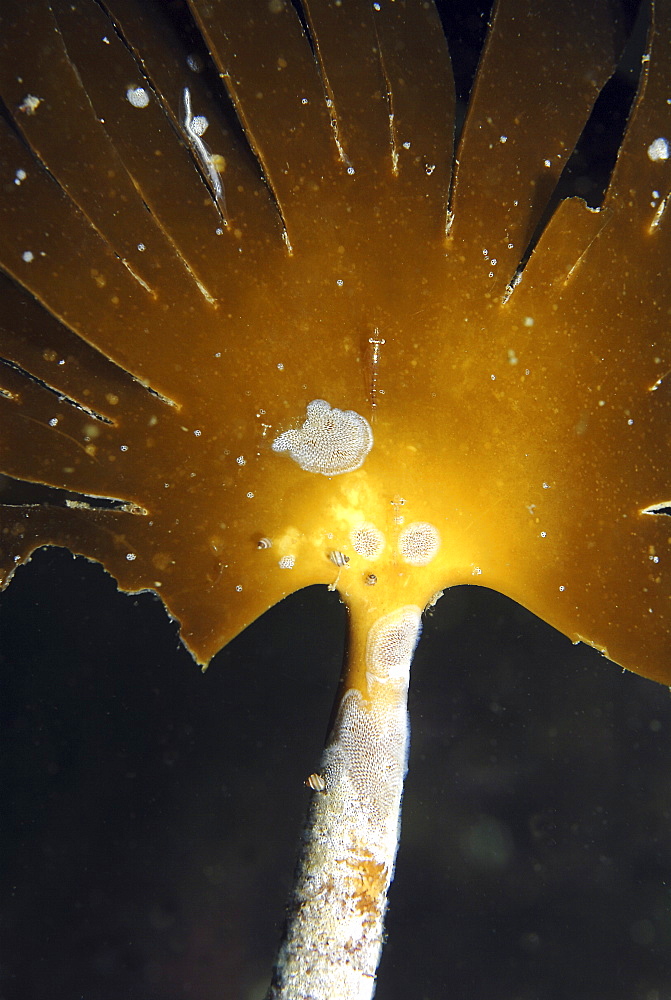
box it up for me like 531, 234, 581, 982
1, 548, 670, 1000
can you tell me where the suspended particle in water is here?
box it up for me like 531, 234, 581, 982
186, 53, 203, 72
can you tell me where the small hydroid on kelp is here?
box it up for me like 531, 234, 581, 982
0, 0, 669, 996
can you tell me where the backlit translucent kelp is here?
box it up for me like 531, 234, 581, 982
1, 0, 670, 997
0, 0, 668, 681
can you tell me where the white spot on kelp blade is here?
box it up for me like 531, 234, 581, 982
271, 399, 373, 475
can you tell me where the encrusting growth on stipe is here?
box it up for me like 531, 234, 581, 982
267, 606, 422, 1000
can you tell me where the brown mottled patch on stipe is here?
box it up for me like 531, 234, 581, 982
345, 852, 389, 917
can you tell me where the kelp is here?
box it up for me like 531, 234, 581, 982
1, 0, 671, 996
0, 0, 668, 682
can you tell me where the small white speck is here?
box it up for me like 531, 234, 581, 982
277, 362, 284, 370
499, 135, 507, 143
559, 585, 565, 591
336, 278, 344, 286
598, 400, 605, 407
22, 250, 34, 262
236, 456, 246, 466
194, 429, 202, 436
540, 531, 547, 537
373, 1, 381, 8
18, 94, 42, 115
653, 189, 660, 198
102, 35, 110, 44
246, 491, 254, 498
347, 166, 355, 175
48, 417, 58, 427
214, 351, 221, 358
542, 482, 549, 489
137, 243, 146, 251
543, 158, 551, 167
402, 141, 411, 149
14, 168, 26, 185
278, 554, 295, 569
236, 584, 243, 592
425, 163, 436, 175
301, 97, 308, 104
648, 137, 669, 161
628, 418, 634, 425
190, 114, 209, 136
523, 316, 534, 327
215, 227, 224, 235
490, 374, 496, 380
126, 86, 150, 108
186, 53, 202, 72
120, 444, 129, 452
482, 248, 489, 257
491, 258, 497, 265
650, 555, 660, 563
126, 553, 136, 561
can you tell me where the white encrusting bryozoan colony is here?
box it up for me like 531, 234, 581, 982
267, 606, 422, 1000
271, 399, 373, 476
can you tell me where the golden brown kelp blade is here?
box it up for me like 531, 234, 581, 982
0, 0, 668, 682
448, 0, 624, 293
469, 0, 671, 680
